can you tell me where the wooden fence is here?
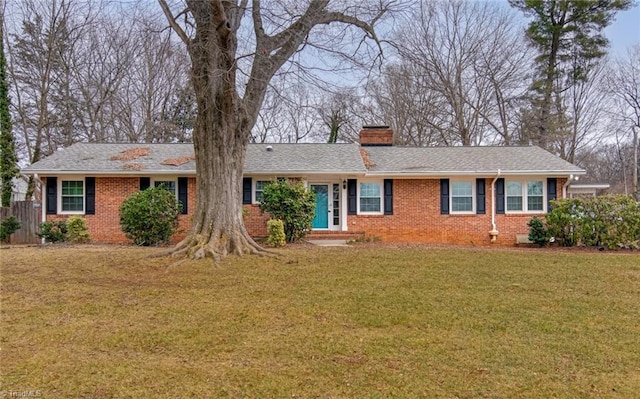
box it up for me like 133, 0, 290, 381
0, 201, 42, 244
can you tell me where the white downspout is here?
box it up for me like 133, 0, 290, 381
562, 174, 574, 198
490, 169, 501, 243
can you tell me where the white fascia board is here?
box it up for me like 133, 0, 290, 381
364, 170, 585, 178
244, 170, 367, 176
21, 170, 198, 176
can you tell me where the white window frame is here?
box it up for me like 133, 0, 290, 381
357, 180, 383, 215
58, 177, 85, 215
450, 180, 475, 214
253, 179, 272, 204
152, 177, 178, 198
526, 180, 545, 212
505, 178, 546, 214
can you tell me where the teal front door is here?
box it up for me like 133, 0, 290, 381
311, 184, 329, 229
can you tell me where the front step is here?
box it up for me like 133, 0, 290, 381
305, 231, 366, 241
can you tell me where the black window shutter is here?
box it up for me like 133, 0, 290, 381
347, 179, 357, 215
85, 177, 95, 215
547, 178, 557, 212
496, 178, 505, 214
383, 179, 393, 215
242, 177, 252, 204
440, 179, 449, 215
178, 177, 188, 214
46, 177, 57, 215
476, 178, 486, 215
140, 177, 150, 190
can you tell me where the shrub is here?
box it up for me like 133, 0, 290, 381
546, 195, 640, 249
266, 219, 286, 247
66, 216, 91, 243
38, 220, 67, 243
0, 215, 20, 243
119, 186, 181, 246
259, 180, 315, 242
527, 216, 548, 247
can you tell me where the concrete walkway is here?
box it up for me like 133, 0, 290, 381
306, 239, 350, 247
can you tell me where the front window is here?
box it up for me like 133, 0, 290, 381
506, 181, 523, 211
451, 181, 473, 212
154, 180, 176, 196
506, 180, 545, 213
255, 180, 270, 203
61, 180, 84, 212
527, 181, 544, 211
359, 182, 381, 213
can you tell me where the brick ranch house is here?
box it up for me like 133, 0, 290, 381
22, 126, 585, 246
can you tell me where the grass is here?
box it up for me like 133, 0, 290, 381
1, 244, 639, 398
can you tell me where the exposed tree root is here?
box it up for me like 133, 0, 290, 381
152, 230, 277, 264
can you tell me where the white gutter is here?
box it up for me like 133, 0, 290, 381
490, 169, 501, 243
363, 170, 586, 178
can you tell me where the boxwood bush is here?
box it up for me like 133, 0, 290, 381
546, 195, 640, 249
259, 180, 315, 242
120, 186, 181, 246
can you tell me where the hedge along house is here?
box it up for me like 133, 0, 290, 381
21, 126, 585, 246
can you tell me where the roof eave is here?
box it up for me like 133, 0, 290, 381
364, 169, 585, 177
21, 169, 198, 176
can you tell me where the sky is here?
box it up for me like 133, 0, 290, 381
604, 3, 640, 56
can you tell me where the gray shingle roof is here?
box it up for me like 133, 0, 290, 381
246, 144, 366, 174
21, 143, 367, 175
362, 146, 584, 176
22, 143, 197, 174
21, 142, 584, 177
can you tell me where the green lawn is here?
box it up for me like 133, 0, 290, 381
1, 245, 639, 398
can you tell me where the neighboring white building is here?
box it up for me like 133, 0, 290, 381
0, 177, 29, 202
567, 183, 610, 198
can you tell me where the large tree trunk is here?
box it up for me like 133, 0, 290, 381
166, 1, 265, 260
157, 0, 383, 260
170, 128, 263, 260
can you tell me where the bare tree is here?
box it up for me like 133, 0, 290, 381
608, 45, 640, 200
509, 0, 632, 150
368, 63, 448, 146
555, 59, 610, 164
158, 0, 390, 260
391, 0, 530, 146
6, 0, 95, 197
118, 15, 192, 143
252, 81, 285, 143
71, 13, 136, 143
319, 89, 363, 143
278, 80, 321, 143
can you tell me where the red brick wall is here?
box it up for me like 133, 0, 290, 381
347, 178, 566, 246
43, 176, 566, 246
243, 204, 269, 237
43, 176, 271, 244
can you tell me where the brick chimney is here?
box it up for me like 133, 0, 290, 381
359, 125, 394, 146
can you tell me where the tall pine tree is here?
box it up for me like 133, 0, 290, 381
1, 13, 19, 207
509, 0, 632, 151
